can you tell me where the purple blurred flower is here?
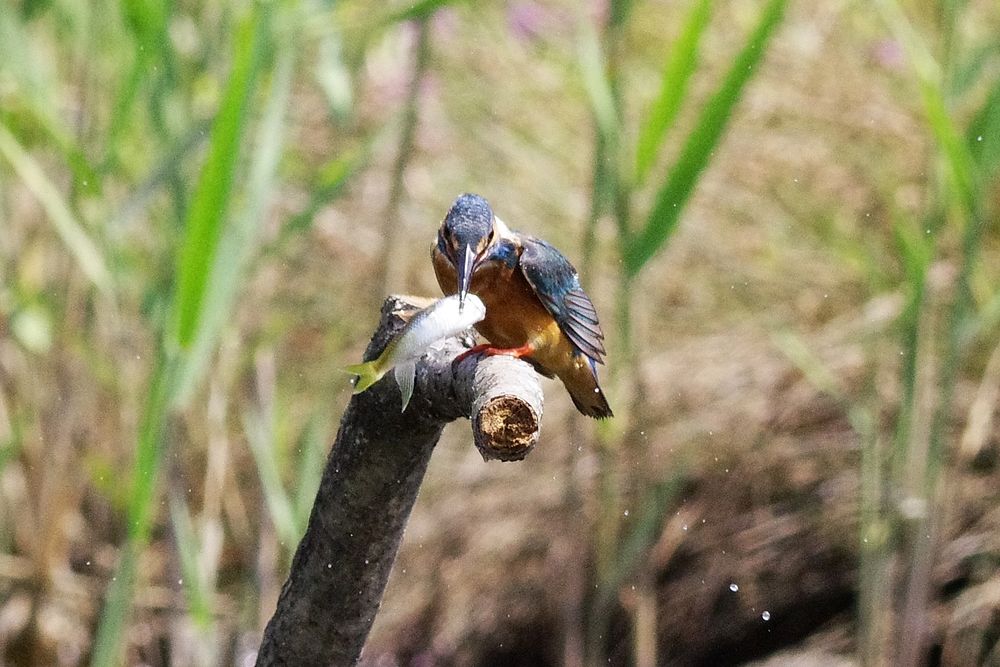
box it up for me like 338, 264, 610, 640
871, 39, 906, 70
508, 1, 548, 41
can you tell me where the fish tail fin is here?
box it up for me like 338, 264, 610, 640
344, 360, 386, 394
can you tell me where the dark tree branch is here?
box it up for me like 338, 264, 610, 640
256, 296, 543, 665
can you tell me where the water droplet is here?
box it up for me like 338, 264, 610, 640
623, 510, 629, 517
729, 583, 739, 592
977, 135, 983, 142
364, 559, 369, 565
327, 563, 332, 568
682, 524, 688, 531
178, 578, 183, 585
762, 611, 771, 621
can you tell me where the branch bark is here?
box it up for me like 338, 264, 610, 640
256, 296, 543, 665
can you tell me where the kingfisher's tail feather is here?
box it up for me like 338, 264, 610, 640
344, 361, 386, 394
570, 385, 614, 419
562, 362, 614, 419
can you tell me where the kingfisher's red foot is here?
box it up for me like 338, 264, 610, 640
480, 343, 534, 359
452, 343, 535, 371
452, 344, 493, 368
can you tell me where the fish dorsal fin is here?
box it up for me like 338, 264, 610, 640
395, 361, 416, 412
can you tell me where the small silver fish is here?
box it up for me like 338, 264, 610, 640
345, 294, 486, 411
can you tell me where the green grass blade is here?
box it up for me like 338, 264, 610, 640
951, 40, 999, 99
175, 38, 293, 405
0, 10, 99, 189
384, 0, 465, 24
873, 0, 977, 216
0, 416, 21, 473
624, 0, 786, 278
172, 11, 266, 349
169, 494, 214, 630
891, 207, 933, 287
634, 0, 712, 185
92, 12, 267, 665
968, 75, 1000, 177
120, 0, 168, 55
0, 124, 113, 295
243, 409, 299, 548
90, 543, 140, 667
608, 0, 637, 30
591, 472, 686, 618
316, 30, 353, 120
772, 331, 874, 437
91, 351, 176, 667
268, 137, 375, 252
577, 16, 619, 144
293, 415, 328, 535
773, 331, 847, 401
105, 0, 174, 163
890, 212, 930, 460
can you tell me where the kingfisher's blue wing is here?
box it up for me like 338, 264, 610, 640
518, 237, 607, 364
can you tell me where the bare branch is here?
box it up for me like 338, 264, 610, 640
256, 296, 543, 665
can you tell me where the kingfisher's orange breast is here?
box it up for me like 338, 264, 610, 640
432, 249, 571, 371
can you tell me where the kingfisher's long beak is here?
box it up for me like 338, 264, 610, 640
456, 244, 477, 311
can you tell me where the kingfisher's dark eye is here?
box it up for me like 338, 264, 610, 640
487, 229, 495, 243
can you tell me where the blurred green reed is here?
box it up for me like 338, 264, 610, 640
1, 0, 472, 659
578, 0, 786, 662
1, 0, 359, 662
778, 1, 999, 664
91, 8, 270, 665
878, 2, 996, 664
0, 0, 477, 660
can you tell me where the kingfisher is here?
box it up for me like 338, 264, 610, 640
432, 193, 613, 419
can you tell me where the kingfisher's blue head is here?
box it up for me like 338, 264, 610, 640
437, 193, 497, 310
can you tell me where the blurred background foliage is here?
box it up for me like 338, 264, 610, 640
0, 0, 999, 665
